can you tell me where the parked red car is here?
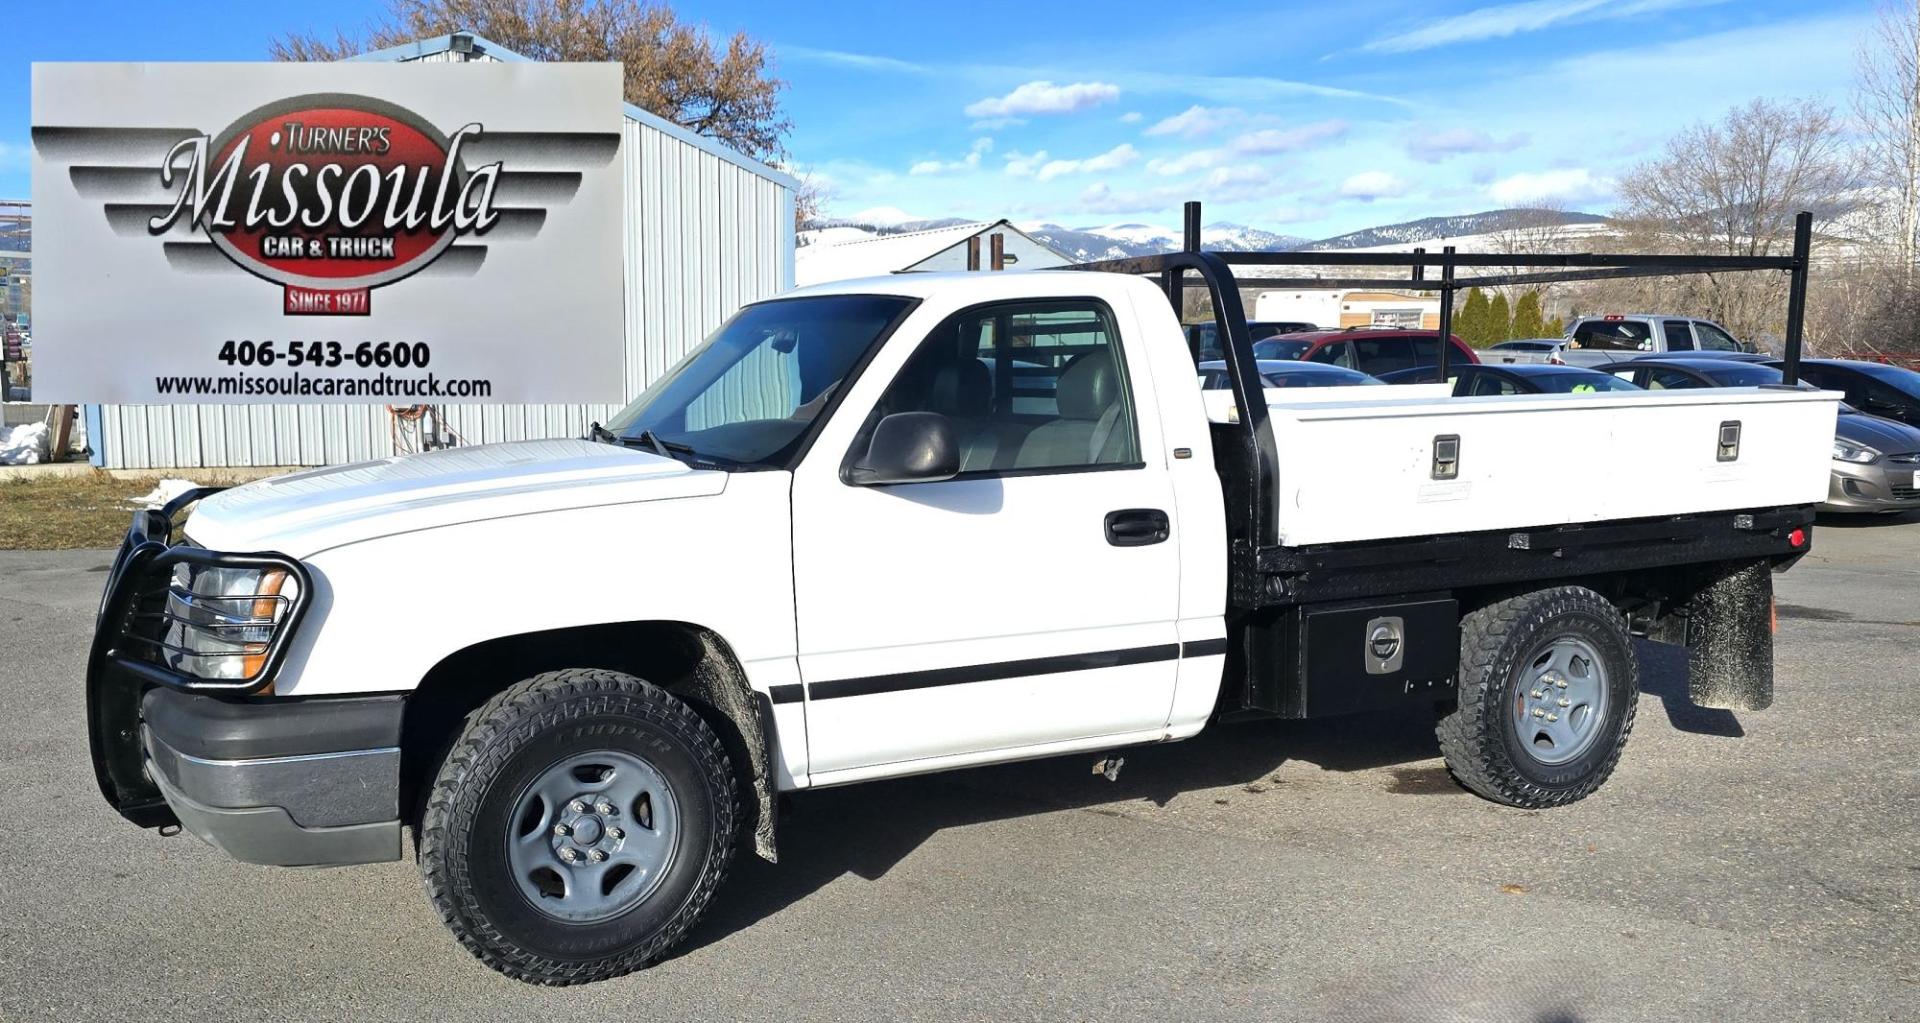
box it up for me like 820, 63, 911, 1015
1251, 328, 1479, 376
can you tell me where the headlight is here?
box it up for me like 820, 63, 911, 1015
1832, 440, 1880, 464
161, 563, 297, 681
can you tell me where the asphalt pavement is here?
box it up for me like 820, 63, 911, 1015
0, 514, 1915, 1022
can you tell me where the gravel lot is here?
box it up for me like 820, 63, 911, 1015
1, 515, 1914, 1022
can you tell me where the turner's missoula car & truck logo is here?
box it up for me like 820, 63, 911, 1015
146, 95, 503, 316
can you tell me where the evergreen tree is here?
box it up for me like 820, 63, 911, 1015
1457, 288, 1491, 347
1511, 290, 1547, 339
1546, 315, 1565, 336
1488, 292, 1513, 344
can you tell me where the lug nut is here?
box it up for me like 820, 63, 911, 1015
1557, 698, 1571, 708
1555, 679, 1568, 689
559, 848, 578, 863
553, 823, 571, 836
1530, 689, 1545, 699
596, 801, 615, 815
1532, 708, 1545, 718
608, 827, 624, 841
588, 849, 607, 863
1545, 713, 1560, 722
568, 800, 587, 813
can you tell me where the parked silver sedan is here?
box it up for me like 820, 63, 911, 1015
1484, 338, 1568, 364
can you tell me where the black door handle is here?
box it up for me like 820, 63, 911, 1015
1105, 508, 1170, 547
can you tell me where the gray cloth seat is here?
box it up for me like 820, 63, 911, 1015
1016, 351, 1131, 468
924, 360, 1005, 471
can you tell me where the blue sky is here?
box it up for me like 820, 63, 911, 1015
1, 0, 1880, 238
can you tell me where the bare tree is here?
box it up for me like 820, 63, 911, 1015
1856, 0, 1920, 277
1611, 98, 1857, 341
1486, 203, 1574, 321
791, 170, 828, 234
272, 0, 791, 161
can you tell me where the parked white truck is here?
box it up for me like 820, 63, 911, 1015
89, 261, 1836, 984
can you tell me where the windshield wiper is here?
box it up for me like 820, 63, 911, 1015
631, 429, 676, 458
587, 421, 619, 445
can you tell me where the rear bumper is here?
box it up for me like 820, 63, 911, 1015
139, 687, 404, 867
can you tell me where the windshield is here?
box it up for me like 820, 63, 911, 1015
1252, 338, 1314, 360
1702, 364, 1785, 386
1853, 361, 1920, 396
1532, 372, 1643, 393
605, 294, 916, 468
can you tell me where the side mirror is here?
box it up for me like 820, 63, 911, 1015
846, 412, 960, 486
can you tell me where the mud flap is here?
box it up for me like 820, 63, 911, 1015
1685, 559, 1775, 711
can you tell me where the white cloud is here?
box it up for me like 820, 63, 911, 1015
1145, 104, 1241, 139
781, 45, 933, 74
1119, 111, 1143, 123
1003, 149, 1050, 178
1145, 150, 1222, 176
1487, 167, 1612, 204
965, 80, 1121, 119
1407, 127, 1529, 162
1339, 171, 1410, 201
910, 137, 995, 175
1035, 143, 1141, 182
1230, 120, 1349, 154
1360, 0, 1723, 54
1269, 202, 1326, 225
1073, 181, 1186, 215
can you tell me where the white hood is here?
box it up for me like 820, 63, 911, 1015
184, 439, 729, 556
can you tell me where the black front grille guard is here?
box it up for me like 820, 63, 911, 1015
86, 487, 314, 826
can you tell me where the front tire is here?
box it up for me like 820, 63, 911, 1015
1437, 586, 1638, 807
419, 669, 738, 985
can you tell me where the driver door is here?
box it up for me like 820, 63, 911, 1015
788, 298, 1182, 779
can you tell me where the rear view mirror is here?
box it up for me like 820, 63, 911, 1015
846, 412, 960, 486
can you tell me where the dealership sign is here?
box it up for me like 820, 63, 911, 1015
32, 63, 625, 404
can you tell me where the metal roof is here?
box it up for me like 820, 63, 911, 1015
795, 219, 1073, 286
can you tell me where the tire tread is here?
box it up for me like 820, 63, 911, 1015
417, 668, 737, 985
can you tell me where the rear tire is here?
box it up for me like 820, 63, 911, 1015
419, 669, 737, 985
1437, 586, 1638, 807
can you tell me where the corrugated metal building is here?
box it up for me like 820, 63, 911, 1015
87, 32, 797, 469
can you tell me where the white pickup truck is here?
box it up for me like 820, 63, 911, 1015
88, 260, 1837, 985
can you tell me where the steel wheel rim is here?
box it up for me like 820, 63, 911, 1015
1511, 636, 1609, 766
505, 749, 680, 923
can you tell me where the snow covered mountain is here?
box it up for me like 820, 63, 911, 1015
1020, 222, 1310, 260
1297, 209, 1608, 251
797, 208, 1610, 259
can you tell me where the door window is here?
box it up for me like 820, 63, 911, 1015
1308, 340, 1355, 368
1692, 321, 1741, 352
1469, 371, 1521, 395
1662, 320, 1694, 351
1648, 368, 1700, 390
1350, 338, 1418, 374
867, 300, 1141, 475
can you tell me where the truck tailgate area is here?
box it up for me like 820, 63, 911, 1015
1215, 386, 1840, 546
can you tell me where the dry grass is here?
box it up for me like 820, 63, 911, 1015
0, 472, 158, 549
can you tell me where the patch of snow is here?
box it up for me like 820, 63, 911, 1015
127, 478, 204, 510
0, 422, 50, 465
